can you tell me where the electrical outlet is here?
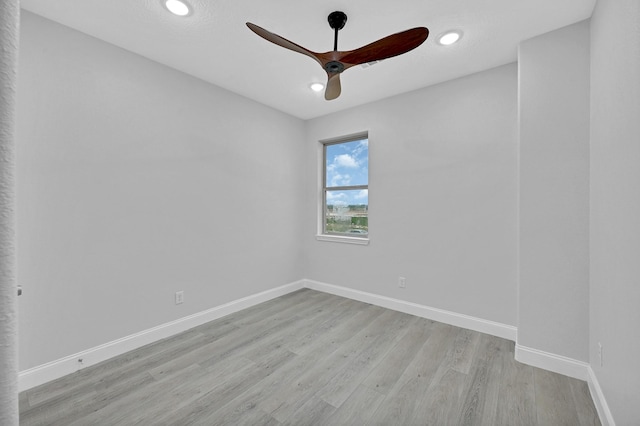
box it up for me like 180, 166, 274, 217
175, 291, 184, 305
598, 342, 603, 367
398, 277, 406, 289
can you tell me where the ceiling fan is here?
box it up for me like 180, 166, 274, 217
246, 11, 429, 101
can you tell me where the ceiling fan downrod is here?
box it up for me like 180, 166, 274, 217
325, 11, 348, 73
327, 11, 347, 50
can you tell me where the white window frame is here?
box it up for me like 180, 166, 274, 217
316, 132, 369, 245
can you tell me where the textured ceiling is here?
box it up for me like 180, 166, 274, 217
20, 0, 596, 119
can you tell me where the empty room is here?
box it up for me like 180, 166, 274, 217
0, 0, 638, 424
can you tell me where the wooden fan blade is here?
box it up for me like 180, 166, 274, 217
246, 22, 321, 65
325, 73, 341, 100
340, 27, 429, 66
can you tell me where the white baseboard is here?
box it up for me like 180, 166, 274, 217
587, 366, 616, 426
19, 280, 304, 392
514, 343, 589, 380
515, 345, 613, 425
20, 277, 611, 426
302, 279, 518, 341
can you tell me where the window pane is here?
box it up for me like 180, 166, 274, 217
325, 139, 368, 188
325, 189, 368, 235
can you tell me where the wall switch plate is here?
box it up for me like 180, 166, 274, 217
398, 277, 406, 288
175, 291, 184, 305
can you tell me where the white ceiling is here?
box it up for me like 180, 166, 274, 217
20, 0, 596, 120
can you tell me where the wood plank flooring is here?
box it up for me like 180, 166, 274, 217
19, 289, 601, 425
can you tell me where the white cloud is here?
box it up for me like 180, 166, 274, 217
327, 192, 347, 201
354, 189, 368, 199
350, 140, 369, 158
327, 192, 348, 207
335, 154, 358, 168
330, 173, 351, 187
355, 140, 368, 154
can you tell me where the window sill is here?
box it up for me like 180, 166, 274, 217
316, 234, 370, 245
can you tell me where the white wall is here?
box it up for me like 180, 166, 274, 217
517, 21, 590, 362
16, 12, 305, 371
590, 0, 640, 423
303, 64, 519, 327
18, 8, 639, 424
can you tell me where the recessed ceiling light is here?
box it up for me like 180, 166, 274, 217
437, 30, 462, 46
164, 0, 191, 16
310, 83, 325, 92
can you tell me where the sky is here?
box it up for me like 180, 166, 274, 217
325, 138, 368, 207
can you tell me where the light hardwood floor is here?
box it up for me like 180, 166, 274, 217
19, 289, 601, 425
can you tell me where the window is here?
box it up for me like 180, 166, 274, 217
320, 135, 368, 242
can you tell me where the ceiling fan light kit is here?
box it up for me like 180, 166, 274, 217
247, 11, 429, 101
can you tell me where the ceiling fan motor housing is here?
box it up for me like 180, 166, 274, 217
325, 60, 345, 74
